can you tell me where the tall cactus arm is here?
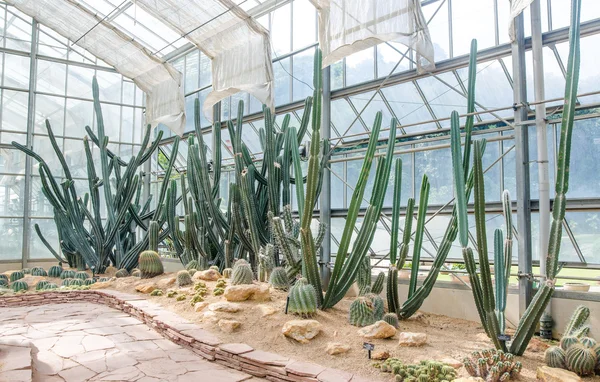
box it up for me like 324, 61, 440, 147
502, 190, 513, 290
297, 97, 313, 144
34, 223, 66, 263
264, 107, 279, 216
494, 229, 507, 334
289, 127, 305, 220
314, 221, 327, 250
462, 39, 477, 179
451, 111, 469, 248
241, 168, 262, 257
397, 198, 415, 270
408, 175, 430, 299
389, 158, 402, 265
212, 120, 222, 200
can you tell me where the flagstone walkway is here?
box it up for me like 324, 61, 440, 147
0, 303, 264, 382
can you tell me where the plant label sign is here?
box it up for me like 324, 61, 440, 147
285, 296, 290, 314
498, 334, 511, 342
363, 342, 375, 359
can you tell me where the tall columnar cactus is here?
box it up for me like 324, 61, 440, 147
371, 272, 385, 295
564, 306, 590, 337
357, 255, 372, 291
232, 260, 254, 285
48, 265, 63, 278
348, 297, 375, 327
288, 278, 318, 317
139, 250, 164, 279
149, 221, 159, 253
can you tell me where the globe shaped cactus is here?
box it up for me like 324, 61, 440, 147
287, 278, 318, 317
48, 265, 63, 278
139, 250, 164, 279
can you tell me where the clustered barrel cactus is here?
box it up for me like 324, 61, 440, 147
348, 297, 375, 327
377, 359, 457, 382
463, 349, 522, 381
31, 267, 47, 276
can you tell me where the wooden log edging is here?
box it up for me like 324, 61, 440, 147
0, 290, 369, 382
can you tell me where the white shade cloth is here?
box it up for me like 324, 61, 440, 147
5, 0, 185, 135
309, 0, 434, 73
134, 0, 274, 121
509, 0, 534, 42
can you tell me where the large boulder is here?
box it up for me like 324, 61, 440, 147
193, 269, 221, 281
223, 284, 270, 302
357, 320, 396, 339
282, 320, 322, 344
536, 366, 582, 382
397, 332, 427, 347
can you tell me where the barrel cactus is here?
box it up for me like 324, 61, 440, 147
10, 271, 24, 282
98, 277, 111, 282
545, 346, 567, 369
11, 280, 28, 292
69, 279, 84, 286
48, 265, 63, 278
115, 269, 129, 278
349, 297, 375, 327
222, 268, 233, 279
75, 271, 89, 280
269, 267, 289, 290
31, 267, 47, 276
22, 268, 31, 274
44, 283, 58, 290
288, 278, 318, 317
61, 278, 72, 286
139, 250, 164, 279
232, 260, 253, 285
371, 272, 385, 295
150, 289, 163, 296
0, 279, 7, 287
566, 343, 597, 376
84, 278, 96, 286
383, 312, 399, 329
367, 293, 385, 321
35, 280, 50, 291
561, 336, 580, 351
186, 260, 199, 271
61, 270, 76, 279
176, 270, 193, 287
0, 274, 7, 282
131, 269, 141, 277
580, 337, 597, 349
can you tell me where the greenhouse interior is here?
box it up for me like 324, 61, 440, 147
0, 0, 599, 381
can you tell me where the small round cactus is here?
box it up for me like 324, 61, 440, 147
62, 278, 73, 286
580, 337, 597, 349
186, 260, 199, 271
190, 293, 204, 305
383, 312, 399, 328
231, 260, 253, 285
348, 297, 375, 327
69, 279, 84, 286
367, 293, 385, 321
139, 250, 164, 279
131, 269, 141, 277
269, 267, 289, 290
288, 278, 318, 317
48, 265, 63, 278
371, 272, 385, 295
213, 288, 224, 296
545, 346, 567, 369
209, 265, 219, 272
167, 290, 177, 298
61, 270, 76, 279
98, 277, 111, 282
176, 270, 193, 287
560, 335, 580, 351
36, 280, 50, 291
188, 269, 197, 277
31, 267, 47, 276
566, 343, 597, 376
75, 271, 89, 280
0, 274, 7, 282
84, 279, 96, 286
11, 280, 28, 292
222, 268, 233, 279
44, 283, 58, 290
176, 294, 186, 301
150, 289, 163, 296
0, 279, 7, 287
10, 271, 24, 282
216, 279, 227, 288
115, 269, 129, 278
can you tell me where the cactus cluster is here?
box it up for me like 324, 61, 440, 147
287, 278, 317, 317
139, 250, 164, 279
546, 337, 598, 375
10, 271, 24, 282
377, 359, 457, 382
463, 349, 522, 381
75, 271, 89, 280
36, 280, 50, 290
11, 280, 28, 292
48, 265, 63, 278
176, 270, 193, 287
231, 260, 253, 285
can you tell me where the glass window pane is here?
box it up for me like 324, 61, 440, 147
2, 90, 29, 133
292, 0, 316, 50
65, 98, 93, 138
4, 11, 31, 52
292, 47, 315, 102
4, 53, 30, 89
415, 141, 452, 205
0, 218, 23, 259
452, 0, 496, 56
29, 218, 58, 259
122, 81, 135, 105
0, 147, 26, 174
185, 50, 199, 93
121, 106, 134, 143
95, 71, 122, 103
381, 82, 437, 133
37, 59, 66, 95
422, 0, 450, 60
416, 72, 467, 128
271, 3, 291, 56
35, 94, 65, 135
376, 43, 411, 79
567, 117, 600, 198
274, 58, 291, 106
97, 103, 121, 140
32, 134, 63, 174
331, 98, 366, 139
348, 91, 394, 139
345, 48, 374, 86
200, 52, 212, 89
67, 65, 94, 99
0, 175, 24, 216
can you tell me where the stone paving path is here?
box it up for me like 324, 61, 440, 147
0, 303, 265, 382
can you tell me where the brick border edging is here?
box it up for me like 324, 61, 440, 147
0, 290, 368, 382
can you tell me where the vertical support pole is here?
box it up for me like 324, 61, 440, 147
511, 12, 533, 315
531, 0, 552, 321
320, 66, 332, 289
21, 20, 38, 269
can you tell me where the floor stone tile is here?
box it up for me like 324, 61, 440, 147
82, 335, 115, 352
58, 365, 96, 382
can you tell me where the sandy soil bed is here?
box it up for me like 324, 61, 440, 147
5, 269, 600, 381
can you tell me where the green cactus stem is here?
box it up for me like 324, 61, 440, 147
232, 261, 254, 285
288, 278, 318, 317
61, 270, 76, 279
44, 283, 58, 290
48, 265, 63, 278
564, 306, 590, 337
348, 297, 375, 327
383, 313, 399, 328
36, 280, 50, 290
75, 271, 89, 280
545, 346, 567, 369
149, 220, 159, 252
566, 343, 596, 376
371, 272, 385, 295
32, 268, 48, 277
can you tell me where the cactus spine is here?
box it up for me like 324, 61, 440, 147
10, 271, 24, 282
348, 297, 375, 327
11, 280, 28, 292
287, 278, 318, 317
48, 265, 63, 277
269, 267, 289, 290
232, 260, 254, 285
139, 250, 164, 279
176, 270, 193, 287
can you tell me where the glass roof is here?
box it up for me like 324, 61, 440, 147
75, 0, 272, 58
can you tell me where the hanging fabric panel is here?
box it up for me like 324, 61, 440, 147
309, 0, 435, 73
134, 0, 274, 121
5, 0, 185, 135
509, 0, 534, 41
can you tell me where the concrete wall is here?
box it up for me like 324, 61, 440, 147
397, 281, 600, 339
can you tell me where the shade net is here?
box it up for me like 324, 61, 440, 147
310, 0, 435, 73
5, 0, 185, 135
509, 0, 534, 41
134, 0, 274, 121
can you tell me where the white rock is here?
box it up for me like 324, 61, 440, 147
193, 269, 221, 281
357, 320, 396, 339
208, 302, 242, 313
282, 320, 322, 344
256, 304, 277, 317
536, 366, 582, 382
397, 332, 427, 347
326, 342, 350, 355
194, 302, 209, 312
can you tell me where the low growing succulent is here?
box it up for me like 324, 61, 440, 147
44, 283, 58, 290
463, 349, 521, 381
176, 294, 186, 301
545, 346, 567, 369
48, 265, 63, 278
190, 293, 204, 305
150, 289, 163, 296
349, 297, 375, 327
0, 274, 7, 282
75, 271, 89, 280
11, 280, 28, 292
288, 278, 318, 317
216, 279, 227, 288
98, 277, 111, 282
69, 279, 84, 286
167, 290, 177, 298
84, 279, 96, 286
213, 288, 224, 296
376, 359, 457, 382
31, 267, 47, 276
177, 270, 193, 287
